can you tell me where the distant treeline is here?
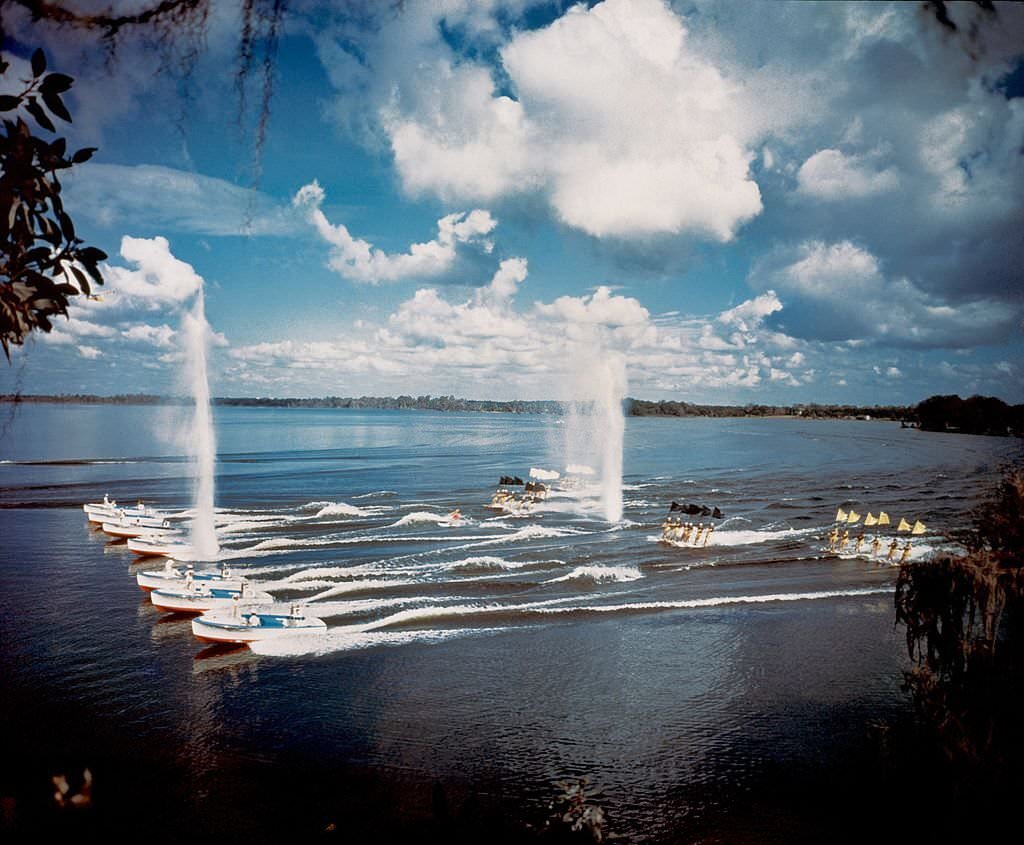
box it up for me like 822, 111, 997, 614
0, 393, 562, 414
915, 394, 1024, 436
2, 392, 1021, 434
628, 399, 911, 419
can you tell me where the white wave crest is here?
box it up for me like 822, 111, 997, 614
546, 565, 642, 584
390, 511, 449, 527
711, 527, 817, 547
314, 502, 369, 518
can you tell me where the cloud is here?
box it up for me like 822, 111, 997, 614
103, 236, 205, 307
796, 149, 900, 199
534, 287, 650, 328
293, 180, 497, 283
76, 345, 102, 359
751, 240, 1021, 348
122, 324, 177, 349
718, 291, 783, 332
64, 164, 303, 237
225, 257, 835, 402
379, 0, 763, 240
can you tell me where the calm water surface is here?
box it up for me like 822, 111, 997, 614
1, 405, 1020, 841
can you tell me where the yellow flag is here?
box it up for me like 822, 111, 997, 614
878, 512, 890, 526
864, 513, 877, 526
847, 510, 860, 524
912, 520, 927, 535
898, 518, 912, 532
836, 508, 848, 522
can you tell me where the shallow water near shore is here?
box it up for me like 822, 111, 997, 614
1, 405, 1020, 840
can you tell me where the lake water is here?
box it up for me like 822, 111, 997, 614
1, 405, 1020, 841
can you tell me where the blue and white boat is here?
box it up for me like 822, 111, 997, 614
136, 561, 247, 592
127, 536, 195, 558
102, 516, 178, 539
192, 604, 327, 644
150, 581, 272, 614
85, 498, 165, 525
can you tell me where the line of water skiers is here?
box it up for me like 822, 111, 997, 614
827, 527, 913, 563
660, 518, 714, 546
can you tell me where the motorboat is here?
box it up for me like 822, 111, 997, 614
136, 560, 247, 592
150, 581, 272, 614
126, 536, 196, 558
192, 603, 327, 644
85, 499, 165, 524
102, 517, 178, 539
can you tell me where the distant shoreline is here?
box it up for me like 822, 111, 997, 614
0, 392, 911, 420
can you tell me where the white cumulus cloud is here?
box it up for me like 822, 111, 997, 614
293, 180, 497, 283
382, 0, 763, 240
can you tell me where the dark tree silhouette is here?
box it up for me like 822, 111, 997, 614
0, 49, 105, 357
895, 468, 1024, 820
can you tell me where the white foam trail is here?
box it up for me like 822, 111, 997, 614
546, 565, 642, 584
353, 490, 398, 499
711, 527, 818, 546
315, 502, 370, 518
362, 586, 894, 632
250, 626, 506, 657
390, 511, 449, 527
310, 579, 420, 600
444, 556, 557, 572
181, 288, 218, 559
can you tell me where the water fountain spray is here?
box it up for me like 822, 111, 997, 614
180, 288, 219, 559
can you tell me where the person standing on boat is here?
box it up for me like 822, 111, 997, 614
703, 524, 714, 547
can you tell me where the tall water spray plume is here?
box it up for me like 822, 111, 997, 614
560, 346, 627, 524
180, 288, 219, 559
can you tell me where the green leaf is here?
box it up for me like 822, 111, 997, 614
31, 49, 46, 78
71, 147, 97, 164
40, 73, 73, 94
43, 91, 72, 123
25, 98, 55, 133
0, 95, 20, 112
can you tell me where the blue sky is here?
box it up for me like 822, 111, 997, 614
2, 0, 1023, 404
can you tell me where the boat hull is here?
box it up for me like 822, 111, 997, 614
191, 611, 327, 644
103, 522, 180, 539
150, 588, 272, 614
127, 537, 195, 557
137, 568, 247, 592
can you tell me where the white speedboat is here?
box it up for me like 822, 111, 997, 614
102, 517, 177, 539
85, 499, 164, 524
126, 536, 196, 557
192, 604, 327, 644
136, 561, 247, 592
150, 581, 272, 614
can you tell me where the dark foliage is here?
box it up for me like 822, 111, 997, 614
629, 398, 910, 420
894, 468, 1024, 822
915, 393, 1024, 435
0, 49, 106, 358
